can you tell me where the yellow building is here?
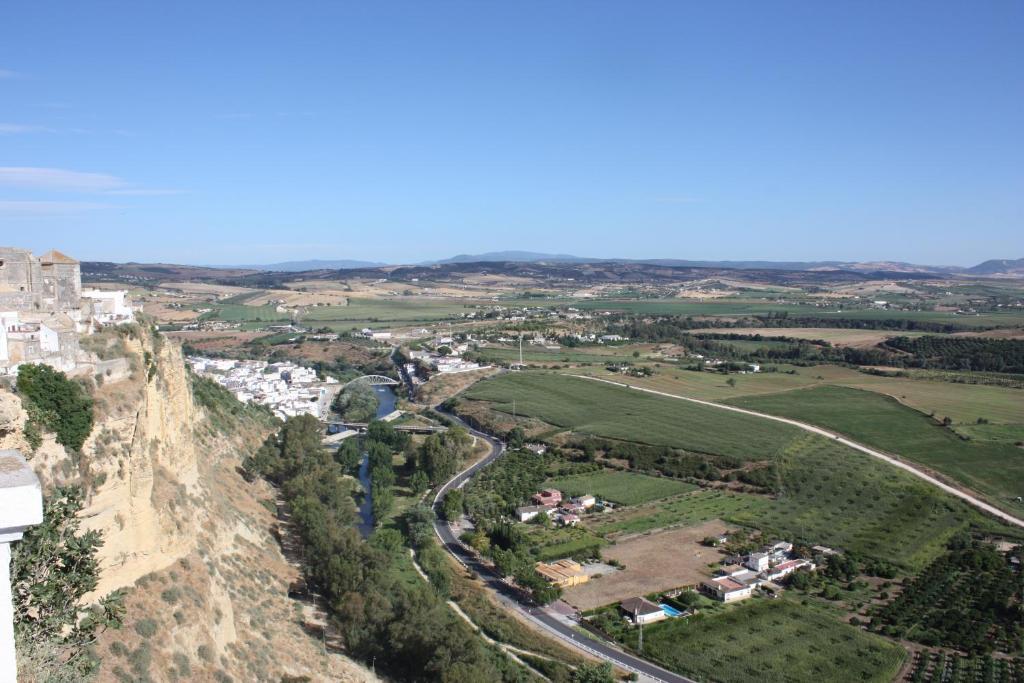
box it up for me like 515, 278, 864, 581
535, 559, 589, 588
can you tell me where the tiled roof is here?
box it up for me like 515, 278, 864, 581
40, 249, 78, 264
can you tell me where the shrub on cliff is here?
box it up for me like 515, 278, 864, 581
12, 486, 125, 680
16, 363, 94, 451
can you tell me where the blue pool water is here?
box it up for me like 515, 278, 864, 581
659, 604, 683, 617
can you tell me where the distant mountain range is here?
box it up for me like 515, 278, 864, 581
210, 252, 1024, 277
965, 258, 1024, 276
221, 258, 386, 271
423, 251, 1024, 276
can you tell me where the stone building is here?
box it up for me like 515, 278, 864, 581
0, 247, 132, 375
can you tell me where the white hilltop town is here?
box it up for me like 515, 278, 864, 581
186, 356, 341, 420
0, 247, 135, 378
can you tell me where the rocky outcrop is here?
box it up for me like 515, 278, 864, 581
4, 330, 376, 682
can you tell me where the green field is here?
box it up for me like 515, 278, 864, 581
474, 346, 636, 365
201, 302, 287, 321
572, 362, 1024, 425
464, 372, 799, 460
728, 386, 1024, 517
610, 598, 905, 683
543, 470, 697, 506
520, 525, 606, 561
588, 490, 773, 537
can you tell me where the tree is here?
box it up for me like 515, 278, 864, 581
726, 377, 737, 388
572, 662, 614, 683
441, 489, 464, 521
12, 487, 125, 680
410, 470, 429, 495
507, 426, 525, 450
16, 364, 94, 451
336, 438, 362, 472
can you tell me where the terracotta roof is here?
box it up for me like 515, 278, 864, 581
40, 249, 78, 265
619, 597, 661, 615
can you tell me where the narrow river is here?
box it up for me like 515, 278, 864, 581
355, 385, 398, 537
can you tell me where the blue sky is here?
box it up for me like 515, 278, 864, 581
1, 2, 1021, 266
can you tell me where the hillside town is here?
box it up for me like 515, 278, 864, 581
186, 356, 341, 420
0, 247, 135, 377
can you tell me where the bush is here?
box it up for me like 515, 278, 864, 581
16, 364, 94, 450
134, 618, 158, 638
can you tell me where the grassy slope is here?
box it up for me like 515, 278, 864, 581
543, 470, 697, 506
621, 598, 905, 683
727, 385, 1024, 518
464, 372, 799, 460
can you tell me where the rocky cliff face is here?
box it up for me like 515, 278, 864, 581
2, 328, 375, 682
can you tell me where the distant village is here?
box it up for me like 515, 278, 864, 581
0, 247, 135, 378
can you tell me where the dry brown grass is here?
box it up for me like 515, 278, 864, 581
562, 520, 728, 610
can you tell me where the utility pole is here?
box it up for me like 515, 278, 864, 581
635, 604, 643, 654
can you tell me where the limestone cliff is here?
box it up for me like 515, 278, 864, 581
2, 328, 375, 682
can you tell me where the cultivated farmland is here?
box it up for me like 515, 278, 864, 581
728, 385, 1024, 517
588, 489, 773, 538
544, 470, 696, 506
608, 598, 906, 683
463, 372, 800, 460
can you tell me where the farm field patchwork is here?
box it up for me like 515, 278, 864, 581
727, 385, 1024, 518
543, 470, 697, 506
609, 598, 906, 683
463, 372, 801, 460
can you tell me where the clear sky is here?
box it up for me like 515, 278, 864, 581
1, 2, 1021, 266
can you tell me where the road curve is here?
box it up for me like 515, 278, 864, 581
431, 408, 696, 683
569, 374, 1024, 530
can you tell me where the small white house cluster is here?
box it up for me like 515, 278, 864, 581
516, 489, 597, 527
409, 335, 483, 374
187, 356, 339, 420
700, 541, 815, 602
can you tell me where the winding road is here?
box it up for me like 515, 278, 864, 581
430, 408, 695, 683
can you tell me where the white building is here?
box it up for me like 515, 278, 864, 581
745, 552, 770, 572
81, 289, 134, 325
701, 577, 755, 603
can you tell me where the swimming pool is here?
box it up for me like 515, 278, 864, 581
659, 603, 683, 617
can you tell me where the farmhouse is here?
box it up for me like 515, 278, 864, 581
745, 552, 770, 572
554, 512, 580, 527
619, 597, 666, 626
532, 488, 562, 506
765, 559, 815, 581
701, 577, 755, 603
572, 494, 597, 509
515, 505, 550, 523
535, 559, 589, 588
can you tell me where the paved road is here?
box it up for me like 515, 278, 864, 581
570, 374, 1024, 530
431, 408, 695, 683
